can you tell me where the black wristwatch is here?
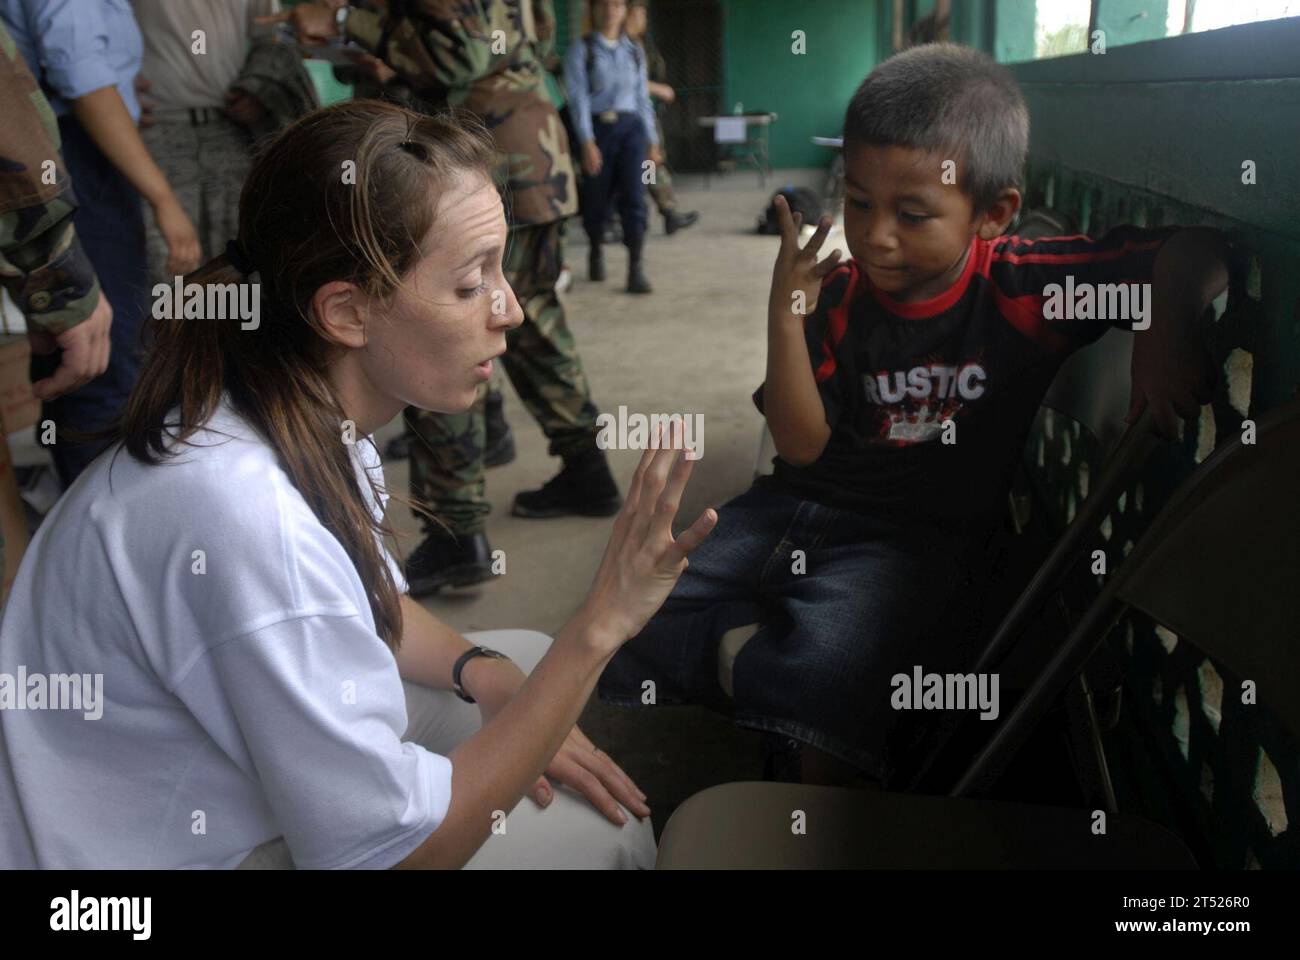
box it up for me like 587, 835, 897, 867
452, 645, 510, 703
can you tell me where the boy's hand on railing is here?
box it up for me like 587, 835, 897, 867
768, 193, 842, 326
576, 419, 717, 656
1129, 227, 1229, 440
1127, 309, 1217, 441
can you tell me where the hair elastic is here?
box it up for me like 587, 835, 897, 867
225, 239, 256, 277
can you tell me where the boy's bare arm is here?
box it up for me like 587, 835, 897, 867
764, 196, 843, 467
1128, 227, 1230, 439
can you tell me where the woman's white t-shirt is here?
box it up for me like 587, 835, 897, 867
0, 399, 452, 869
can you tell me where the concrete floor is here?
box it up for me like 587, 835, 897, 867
377, 167, 844, 836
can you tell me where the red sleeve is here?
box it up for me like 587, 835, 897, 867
753, 260, 862, 428
977, 225, 1183, 351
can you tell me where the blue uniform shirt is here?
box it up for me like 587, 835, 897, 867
0, 0, 143, 120
563, 31, 657, 148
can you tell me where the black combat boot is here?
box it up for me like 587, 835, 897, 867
626, 238, 652, 294
483, 388, 516, 468
664, 210, 699, 235
511, 447, 622, 518
404, 530, 495, 597
588, 243, 606, 282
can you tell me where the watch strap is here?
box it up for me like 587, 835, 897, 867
451, 645, 508, 703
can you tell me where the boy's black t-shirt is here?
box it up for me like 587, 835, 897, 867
753, 226, 1181, 529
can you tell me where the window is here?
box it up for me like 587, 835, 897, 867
1174, 0, 1300, 34
1016, 0, 1300, 61
1035, 0, 1091, 58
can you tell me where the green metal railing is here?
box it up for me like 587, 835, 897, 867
1006, 20, 1300, 868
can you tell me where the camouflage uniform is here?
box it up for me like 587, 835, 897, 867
0, 22, 101, 592
641, 37, 679, 215
347, 0, 603, 535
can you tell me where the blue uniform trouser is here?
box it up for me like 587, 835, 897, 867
580, 112, 648, 248
32, 117, 150, 487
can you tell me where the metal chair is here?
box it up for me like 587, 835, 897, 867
657, 398, 1300, 868
898, 326, 1153, 795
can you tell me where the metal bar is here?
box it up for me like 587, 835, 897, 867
1075, 671, 1119, 813
972, 408, 1157, 674
951, 592, 1129, 798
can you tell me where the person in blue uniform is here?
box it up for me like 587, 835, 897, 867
564, 0, 659, 294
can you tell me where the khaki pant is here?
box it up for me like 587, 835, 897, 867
238, 629, 656, 869
141, 110, 252, 286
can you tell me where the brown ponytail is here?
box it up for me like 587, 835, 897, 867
108, 100, 497, 648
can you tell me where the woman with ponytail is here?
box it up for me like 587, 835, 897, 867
0, 100, 717, 869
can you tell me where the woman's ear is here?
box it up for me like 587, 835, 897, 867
975, 188, 1023, 240
311, 280, 368, 349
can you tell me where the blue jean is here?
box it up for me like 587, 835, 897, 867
31, 117, 150, 487
580, 112, 648, 247
598, 477, 987, 783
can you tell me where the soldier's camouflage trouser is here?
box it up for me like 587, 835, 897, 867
408, 219, 601, 536
141, 111, 252, 288
647, 114, 678, 216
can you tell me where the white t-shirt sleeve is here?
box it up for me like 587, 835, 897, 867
174, 612, 452, 869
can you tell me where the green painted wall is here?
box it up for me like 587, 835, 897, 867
946, 0, 1045, 63
1095, 0, 1171, 47
721, 0, 887, 167
993, 0, 1035, 62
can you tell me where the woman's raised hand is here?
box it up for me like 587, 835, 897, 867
578, 419, 716, 656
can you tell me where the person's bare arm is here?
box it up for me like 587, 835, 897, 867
393, 614, 612, 869
647, 80, 674, 103
763, 195, 841, 466
393, 427, 716, 868
70, 87, 201, 274
392, 594, 473, 688
1127, 227, 1228, 439
394, 594, 526, 703
394, 591, 650, 826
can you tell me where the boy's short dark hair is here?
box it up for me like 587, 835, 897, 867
843, 43, 1028, 217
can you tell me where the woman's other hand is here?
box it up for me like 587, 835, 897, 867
474, 660, 651, 825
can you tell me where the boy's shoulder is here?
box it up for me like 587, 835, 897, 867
978, 223, 1182, 271
814, 258, 867, 312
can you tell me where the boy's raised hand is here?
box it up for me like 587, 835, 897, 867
769, 193, 843, 323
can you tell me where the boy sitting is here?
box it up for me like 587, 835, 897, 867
598, 43, 1226, 787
